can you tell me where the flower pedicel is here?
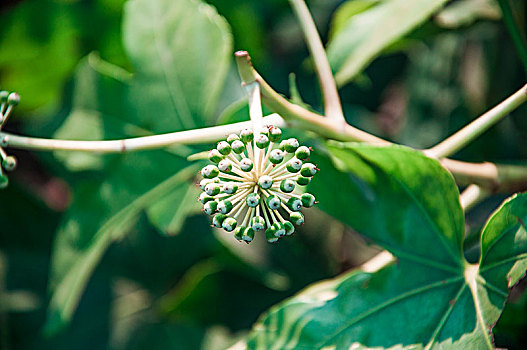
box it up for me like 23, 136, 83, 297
199, 125, 317, 243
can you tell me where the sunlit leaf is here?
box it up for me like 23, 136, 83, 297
243, 144, 527, 349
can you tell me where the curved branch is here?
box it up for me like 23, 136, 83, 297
289, 0, 345, 124
0, 114, 286, 153
235, 51, 527, 194
235, 51, 389, 145
425, 84, 527, 158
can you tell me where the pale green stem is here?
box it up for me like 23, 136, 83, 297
360, 251, 395, 273
235, 51, 527, 193
441, 158, 527, 193
425, 84, 527, 158
234, 51, 389, 145
246, 81, 263, 135
459, 184, 489, 212
289, 0, 345, 124
0, 114, 285, 153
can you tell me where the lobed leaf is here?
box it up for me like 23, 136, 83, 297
243, 144, 527, 349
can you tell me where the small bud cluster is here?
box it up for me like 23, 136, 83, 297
0, 91, 20, 188
199, 125, 318, 243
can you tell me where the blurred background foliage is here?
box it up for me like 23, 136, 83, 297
0, 0, 526, 349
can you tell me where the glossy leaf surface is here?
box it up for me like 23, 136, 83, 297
244, 144, 527, 349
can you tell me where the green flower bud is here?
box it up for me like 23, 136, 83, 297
278, 140, 288, 151
242, 227, 255, 243
300, 163, 317, 177
7, 92, 19, 106
240, 158, 253, 172
0, 175, 7, 189
272, 222, 286, 237
217, 141, 232, 155
231, 140, 245, 154
295, 146, 310, 160
284, 138, 299, 153
246, 193, 260, 207
227, 133, 240, 144
213, 213, 227, 228
240, 129, 254, 143
208, 149, 223, 163
234, 226, 244, 241
286, 158, 302, 173
218, 159, 232, 172
301, 193, 316, 208
255, 134, 270, 149
2, 156, 16, 171
205, 182, 221, 196
260, 125, 270, 136
268, 126, 282, 142
0, 91, 9, 103
222, 182, 239, 194
200, 178, 212, 190
258, 175, 273, 189
269, 149, 285, 164
290, 212, 304, 225
266, 195, 281, 210
265, 226, 278, 243
284, 221, 295, 235
297, 176, 311, 186
286, 197, 302, 211
201, 165, 219, 179
251, 216, 266, 231
280, 179, 295, 193
203, 200, 218, 215
217, 200, 234, 214
222, 217, 237, 232
199, 192, 214, 204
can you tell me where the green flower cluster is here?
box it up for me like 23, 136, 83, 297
199, 125, 317, 243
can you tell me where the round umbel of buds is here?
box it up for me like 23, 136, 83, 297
197, 125, 317, 244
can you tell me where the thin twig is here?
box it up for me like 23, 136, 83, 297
289, 0, 345, 124
0, 114, 286, 153
425, 84, 527, 159
459, 184, 489, 211
441, 159, 527, 193
235, 51, 388, 145
234, 51, 527, 193
2, 51, 527, 195
246, 81, 264, 135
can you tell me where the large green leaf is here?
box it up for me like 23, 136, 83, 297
243, 144, 527, 349
46, 0, 232, 333
327, 0, 449, 86
479, 193, 527, 301
123, 0, 232, 132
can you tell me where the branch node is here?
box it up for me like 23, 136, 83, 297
235, 51, 257, 85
